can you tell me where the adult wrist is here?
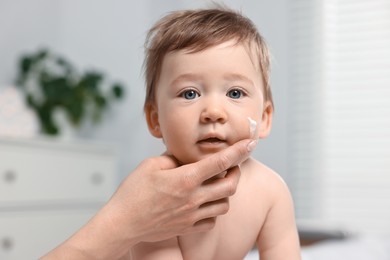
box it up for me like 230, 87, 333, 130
82, 201, 140, 259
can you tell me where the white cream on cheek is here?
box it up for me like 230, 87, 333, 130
248, 116, 257, 139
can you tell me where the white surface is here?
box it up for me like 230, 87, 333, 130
244, 250, 258, 260
244, 236, 390, 260
0, 87, 38, 139
301, 236, 390, 260
0, 139, 115, 204
0, 138, 117, 259
0, 209, 97, 260
288, 0, 390, 236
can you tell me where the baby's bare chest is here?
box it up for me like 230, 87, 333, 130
179, 185, 266, 260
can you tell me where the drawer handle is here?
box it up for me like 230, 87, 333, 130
91, 172, 104, 185
1, 237, 13, 251
3, 170, 17, 183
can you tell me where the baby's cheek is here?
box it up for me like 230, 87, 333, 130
231, 122, 250, 141
232, 116, 260, 141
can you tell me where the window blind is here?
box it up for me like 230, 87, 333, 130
288, 0, 390, 235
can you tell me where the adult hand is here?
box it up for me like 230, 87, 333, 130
122, 138, 258, 242
41, 138, 257, 260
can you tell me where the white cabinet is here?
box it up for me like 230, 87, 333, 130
0, 137, 117, 259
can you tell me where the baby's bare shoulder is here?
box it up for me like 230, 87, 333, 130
233, 158, 291, 220
243, 158, 288, 195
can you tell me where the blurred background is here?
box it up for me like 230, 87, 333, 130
0, 0, 292, 181
0, 0, 389, 258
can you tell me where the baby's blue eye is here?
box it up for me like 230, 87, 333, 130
181, 90, 199, 100
227, 89, 242, 99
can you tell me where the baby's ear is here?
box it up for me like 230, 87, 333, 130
145, 102, 163, 138
258, 101, 273, 139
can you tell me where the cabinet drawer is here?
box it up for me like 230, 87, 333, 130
0, 209, 98, 260
0, 141, 116, 205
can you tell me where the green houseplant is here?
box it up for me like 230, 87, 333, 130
15, 48, 124, 136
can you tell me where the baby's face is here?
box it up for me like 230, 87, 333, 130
148, 40, 272, 164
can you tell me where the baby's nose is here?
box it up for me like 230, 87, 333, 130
200, 100, 228, 123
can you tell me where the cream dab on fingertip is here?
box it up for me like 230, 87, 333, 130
247, 117, 257, 139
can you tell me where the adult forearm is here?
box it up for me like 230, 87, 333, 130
40, 203, 139, 260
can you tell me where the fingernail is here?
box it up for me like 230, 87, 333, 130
247, 139, 258, 152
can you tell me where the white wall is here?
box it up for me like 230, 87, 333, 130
0, 0, 289, 182
0, 0, 61, 83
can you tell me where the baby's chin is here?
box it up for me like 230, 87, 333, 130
168, 138, 248, 165
172, 153, 212, 166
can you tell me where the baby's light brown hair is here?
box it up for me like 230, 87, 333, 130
143, 6, 273, 110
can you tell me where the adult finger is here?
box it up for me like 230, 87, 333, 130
180, 199, 229, 235
194, 165, 241, 206
185, 139, 257, 184
142, 154, 180, 172
198, 198, 230, 219
186, 217, 217, 234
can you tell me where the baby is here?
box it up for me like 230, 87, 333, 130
129, 6, 301, 260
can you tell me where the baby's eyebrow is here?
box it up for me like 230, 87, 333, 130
223, 73, 254, 85
171, 73, 201, 85
170, 73, 255, 87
